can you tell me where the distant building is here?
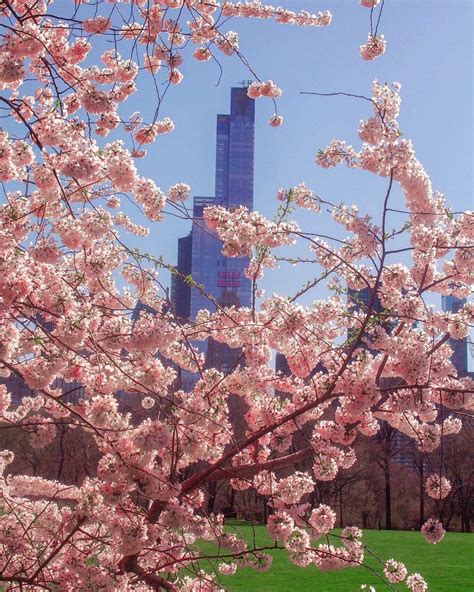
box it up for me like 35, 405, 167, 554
170, 233, 192, 322
347, 287, 415, 467
0, 372, 35, 406
0, 371, 84, 406
275, 352, 290, 377
171, 87, 255, 381
347, 286, 385, 345
347, 286, 383, 316
442, 295, 469, 376
1, 316, 84, 405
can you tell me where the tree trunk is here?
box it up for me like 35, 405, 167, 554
262, 497, 270, 524
463, 513, 472, 533
57, 424, 66, 481
419, 462, 425, 527
384, 462, 392, 530
339, 486, 344, 528
207, 481, 217, 514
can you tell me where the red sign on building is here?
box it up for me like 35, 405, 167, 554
217, 271, 241, 288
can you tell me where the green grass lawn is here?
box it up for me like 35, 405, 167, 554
198, 522, 473, 591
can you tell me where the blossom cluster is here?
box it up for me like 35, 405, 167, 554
421, 518, 446, 544
360, 34, 386, 61
425, 474, 452, 499
204, 205, 299, 258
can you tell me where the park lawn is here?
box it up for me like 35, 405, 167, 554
197, 522, 473, 591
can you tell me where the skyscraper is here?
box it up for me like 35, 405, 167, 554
171, 87, 255, 377
346, 286, 385, 344
442, 295, 468, 376
170, 233, 192, 321
347, 287, 383, 315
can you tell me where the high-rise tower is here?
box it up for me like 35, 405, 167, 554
170, 233, 192, 321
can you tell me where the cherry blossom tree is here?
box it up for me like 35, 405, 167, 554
0, 0, 472, 591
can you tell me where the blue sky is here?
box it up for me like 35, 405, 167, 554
126, 0, 472, 294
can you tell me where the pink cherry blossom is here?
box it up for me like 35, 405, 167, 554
360, 34, 387, 61
269, 114, 284, 127
406, 573, 429, 592
425, 474, 452, 499
421, 518, 446, 544
360, 0, 381, 6
384, 559, 408, 583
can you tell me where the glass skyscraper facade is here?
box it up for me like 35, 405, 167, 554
171, 87, 255, 378
347, 287, 383, 315
346, 286, 385, 344
171, 233, 192, 321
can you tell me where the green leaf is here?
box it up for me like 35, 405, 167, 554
85, 557, 99, 567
